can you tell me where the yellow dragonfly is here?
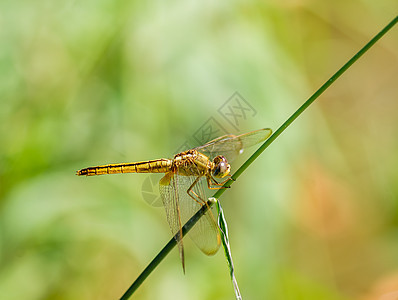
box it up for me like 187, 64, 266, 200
77, 128, 272, 271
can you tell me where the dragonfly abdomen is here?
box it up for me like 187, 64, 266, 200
77, 159, 172, 176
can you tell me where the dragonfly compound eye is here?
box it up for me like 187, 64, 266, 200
212, 155, 231, 178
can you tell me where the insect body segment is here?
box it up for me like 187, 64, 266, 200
76, 128, 273, 271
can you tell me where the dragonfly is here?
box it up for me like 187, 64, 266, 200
77, 128, 272, 271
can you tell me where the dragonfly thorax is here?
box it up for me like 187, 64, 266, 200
212, 155, 230, 178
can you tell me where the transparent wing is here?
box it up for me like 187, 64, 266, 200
159, 172, 185, 270
176, 175, 220, 255
159, 170, 221, 269
194, 128, 272, 162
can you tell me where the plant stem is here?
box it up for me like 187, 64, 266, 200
119, 15, 398, 300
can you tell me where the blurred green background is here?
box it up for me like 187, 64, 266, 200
1, 1, 398, 299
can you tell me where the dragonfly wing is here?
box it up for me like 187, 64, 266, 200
176, 175, 221, 256
159, 172, 185, 271
194, 128, 272, 162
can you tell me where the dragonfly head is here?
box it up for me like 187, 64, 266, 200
212, 155, 230, 178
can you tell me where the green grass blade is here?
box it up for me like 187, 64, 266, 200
214, 198, 242, 300
119, 15, 398, 300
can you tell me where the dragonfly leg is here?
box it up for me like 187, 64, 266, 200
186, 176, 206, 206
206, 177, 221, 189
206, 175, 231, 189
227, 174, 236, 181
217, 176, 232, 185
187, 176, 219, 236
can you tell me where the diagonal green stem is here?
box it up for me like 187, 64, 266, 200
120, 15, 398, 300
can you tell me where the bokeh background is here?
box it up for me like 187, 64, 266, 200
1, 1, 398, 299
